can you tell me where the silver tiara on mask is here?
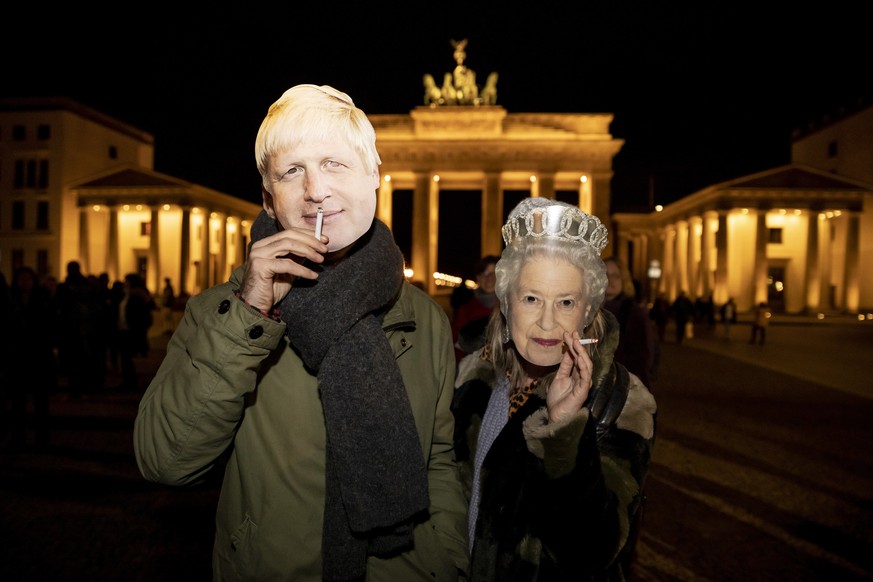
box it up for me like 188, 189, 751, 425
502, 198, 608, 254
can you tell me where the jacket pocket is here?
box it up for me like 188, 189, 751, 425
227, 514, 259, 579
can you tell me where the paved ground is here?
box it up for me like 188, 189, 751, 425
1, 311, 871, 580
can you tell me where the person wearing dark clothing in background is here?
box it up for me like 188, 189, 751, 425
720, 297, 737, 338
603, 256, 657, 389
55, 261, 105, 397
451, 255, 499, 361
670, 290, 695, 345
749, 301, 770, 345
4, 266, 56, 450
649, 293, 670, 343
160, 277, 176, 335
115, 273, 155, 391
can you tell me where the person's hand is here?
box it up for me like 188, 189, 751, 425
546, 331, 594, 423
238, 227, 327, 313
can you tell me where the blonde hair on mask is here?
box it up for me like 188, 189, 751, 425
254, 84, 381, 190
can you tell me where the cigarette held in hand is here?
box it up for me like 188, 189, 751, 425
314, 207, 324, 239
578, 338, 599, 345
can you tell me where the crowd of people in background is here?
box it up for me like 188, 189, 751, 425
0, 261, 175, 451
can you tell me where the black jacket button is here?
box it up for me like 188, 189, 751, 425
249, 326, 264, 339
218, 299, 231, 314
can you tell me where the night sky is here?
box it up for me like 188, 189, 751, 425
4, 4, 870, 215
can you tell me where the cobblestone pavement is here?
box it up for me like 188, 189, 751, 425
2, 314, 872, 580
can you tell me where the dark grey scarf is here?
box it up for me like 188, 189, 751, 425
250, 212, 429, 581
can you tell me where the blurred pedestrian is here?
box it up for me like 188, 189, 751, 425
720, 297, 737, 338
749, 301, 770, 345
453, 198, 656, 580
670, 290, 695, 344
115, 273, 155, 391
4, 266, 56, 450
160, 277, 176, 335
603, 256, 657, 388
649, 293, 670, 342
56, 261, 105, 397
451, 254, 499, 361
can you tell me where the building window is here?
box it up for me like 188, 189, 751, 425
37, 124, 51, 140
13, 158, 50, 190
12, 201, 25, 229
109, 145, 118, 159
37, 201, 49, 230
12, 125, 26, 141
768, 227, 782, 244
141, 221, 151, 236
827, 141, 838, 158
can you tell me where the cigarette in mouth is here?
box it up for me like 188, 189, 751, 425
578, 338, 599, 345
314, 207, 324, 239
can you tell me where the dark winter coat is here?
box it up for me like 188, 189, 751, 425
453, 309, 656, 581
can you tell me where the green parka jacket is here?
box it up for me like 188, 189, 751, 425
134, 266, 469, 581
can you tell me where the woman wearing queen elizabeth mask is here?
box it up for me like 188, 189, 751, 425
452, 198, 657, 581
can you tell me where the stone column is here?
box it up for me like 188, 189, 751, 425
686, 217, 698, 297
481, 172, 503, 257
106, 205, 119, 282
411, 172, 431, 290
577, 175, 592, 215
700, 212, 713, 297
668, 225, 679, 298
217, 214, 228, 285
674, 220, 686, 294
804, 209, 820, 311
148, 207, 161, 293
200, 210, 211, 293
377, 176, 393, 230
78, 207, 90, 274
843, 210, 860, 311
427, 177, 440, 295
179, 207, 191, 297
754, 209, 768, 305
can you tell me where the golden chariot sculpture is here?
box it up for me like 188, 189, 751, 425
423, 39, 498, 107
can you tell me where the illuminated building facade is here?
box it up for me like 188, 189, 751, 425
6, 89, 867, 315
0, 98, 260, 296
612, 102, 873, 314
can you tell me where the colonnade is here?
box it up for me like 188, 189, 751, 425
375, 169, 602, 295
615, 205, 863, 314
75, 201, 256, 297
